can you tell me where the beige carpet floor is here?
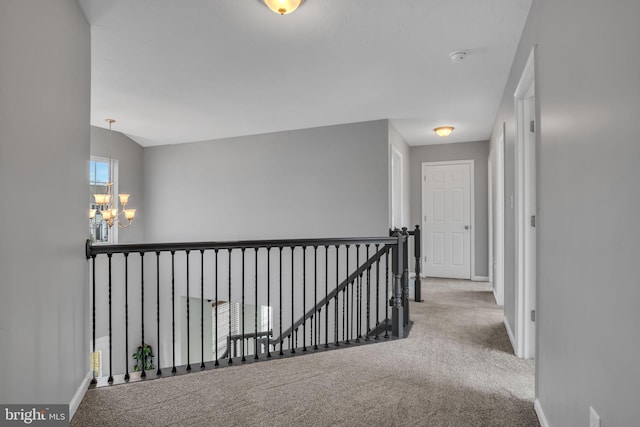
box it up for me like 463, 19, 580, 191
72, 279, 538, 427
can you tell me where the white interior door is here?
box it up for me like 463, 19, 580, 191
422, 162, 472, 279
390, 146, 403, 229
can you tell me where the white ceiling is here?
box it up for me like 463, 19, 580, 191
79, 0, 532, 147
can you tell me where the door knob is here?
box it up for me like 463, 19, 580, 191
464, 225, 469, 230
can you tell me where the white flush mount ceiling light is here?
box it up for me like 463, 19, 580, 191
264, 0, 302, 15
434, 126, 454, 137
449, 51, 468, 63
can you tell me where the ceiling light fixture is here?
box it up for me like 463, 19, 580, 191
90, 119, 136, 229
434, 126, 454, 137
264, 0, 302, 15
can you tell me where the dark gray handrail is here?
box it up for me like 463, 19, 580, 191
86, 236, 399, 259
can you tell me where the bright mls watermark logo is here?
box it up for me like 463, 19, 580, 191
1, 405, 68, 426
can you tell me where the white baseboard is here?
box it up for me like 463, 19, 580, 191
70, 370, 92, 420
492, 286, 504, 306
503, 316, 517, 354
471, 275, 489, 282
534, 398, 550, 427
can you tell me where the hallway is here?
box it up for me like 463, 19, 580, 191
72, 279, 538, 426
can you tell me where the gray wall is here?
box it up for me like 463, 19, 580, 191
490, 0, 640, 425
90, 125, 145, 243
143, 120, 390, 242
0, 0, 90, 411
409, 141, 490, 278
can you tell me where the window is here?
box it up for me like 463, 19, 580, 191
89, 157, 118, 244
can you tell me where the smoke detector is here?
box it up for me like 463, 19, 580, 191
449, 51, 468, 63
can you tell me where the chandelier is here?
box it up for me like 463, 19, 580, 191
89, 119, 136, 229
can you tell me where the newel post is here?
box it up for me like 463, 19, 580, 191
391, 230, 404, 338
414, 225, 423, 302
401, 227, 410, 327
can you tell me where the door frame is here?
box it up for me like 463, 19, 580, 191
489, 125, 506, 306
421, 159, 475, 280
488, 155, 493, 285
514, 47, 537, 359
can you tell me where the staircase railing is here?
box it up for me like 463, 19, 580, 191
266, 244, 391, 353
85, 227, 421, 387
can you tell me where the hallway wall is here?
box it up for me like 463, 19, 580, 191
0, 0, 90, 412
491, 0, 640, 425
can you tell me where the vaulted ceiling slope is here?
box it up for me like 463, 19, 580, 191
80, 0, 532, 147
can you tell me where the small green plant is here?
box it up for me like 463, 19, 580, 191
132, 343, 154, 371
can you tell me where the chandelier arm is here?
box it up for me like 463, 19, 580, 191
116, 209, 133, 228
118, 221, 132, 229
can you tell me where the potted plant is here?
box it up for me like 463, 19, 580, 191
132, 343, 154, 371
